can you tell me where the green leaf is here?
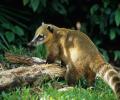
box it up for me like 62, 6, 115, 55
0, 16, 8, 23
105, 8, 111, 15
13, 26, 24, 36
1, 23, 13, 30
30, 0, 40, 12
103, 0, 109, 8
109, 13, 114, 25
99, 19, 105, 32
23, 0, 29, 5
52, 1, 67, 15
0, 32, 9, 47
90, 4, 99, 15
115, 8, 120, 26
61, 0, 69, 5
95, 39, 102, 45
100, 48, 109, 61
109, 29, 116, 40
5, 32, 15, 42
0, 41, 7, 50
40, 0, 47, 7
115, 28, 120, 35
114, 51, 120, 61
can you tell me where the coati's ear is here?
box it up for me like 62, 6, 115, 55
42, 22, 44, 26
47, 25, 54, 33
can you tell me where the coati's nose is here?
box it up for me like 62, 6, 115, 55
27, 42, 32, 47
27, 42, 35, 49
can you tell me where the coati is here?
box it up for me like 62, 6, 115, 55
28, 23, 120, 99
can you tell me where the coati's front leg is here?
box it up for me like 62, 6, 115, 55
46, 52, 58, 63
46, 44, 59, 64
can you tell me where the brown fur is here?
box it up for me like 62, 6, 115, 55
28, 23, 120, 99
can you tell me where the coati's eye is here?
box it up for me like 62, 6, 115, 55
38, 35, 43, 38
37, 34, 44, 41
47, 25, 53, 33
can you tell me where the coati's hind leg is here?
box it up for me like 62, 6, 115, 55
65, 64, 82, 86
85, 67, 96, 87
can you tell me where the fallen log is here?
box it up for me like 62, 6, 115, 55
5, 52, 34, 65
0, 64, 66, 90
5, 52, 46, 65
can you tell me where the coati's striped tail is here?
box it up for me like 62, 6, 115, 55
98, 63, 120, 99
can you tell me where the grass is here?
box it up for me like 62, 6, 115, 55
0, 46, 117, 100
0, 79, 116, 100
6, 45, 47, 58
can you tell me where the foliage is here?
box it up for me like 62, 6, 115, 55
22, 0, 68, 15
88, 0, 120, 64
89, 1, 120, 38
0, 0, 120, 64
0, 5, 30, 50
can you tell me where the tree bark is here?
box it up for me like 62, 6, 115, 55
0, 64, 66, 90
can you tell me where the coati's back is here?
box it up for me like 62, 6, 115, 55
62, 29, 104, 67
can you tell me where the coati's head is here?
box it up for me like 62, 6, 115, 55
28, 22, 59, 47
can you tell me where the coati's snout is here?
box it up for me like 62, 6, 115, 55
27, 41, 35, 47
28, 34, 46, 47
